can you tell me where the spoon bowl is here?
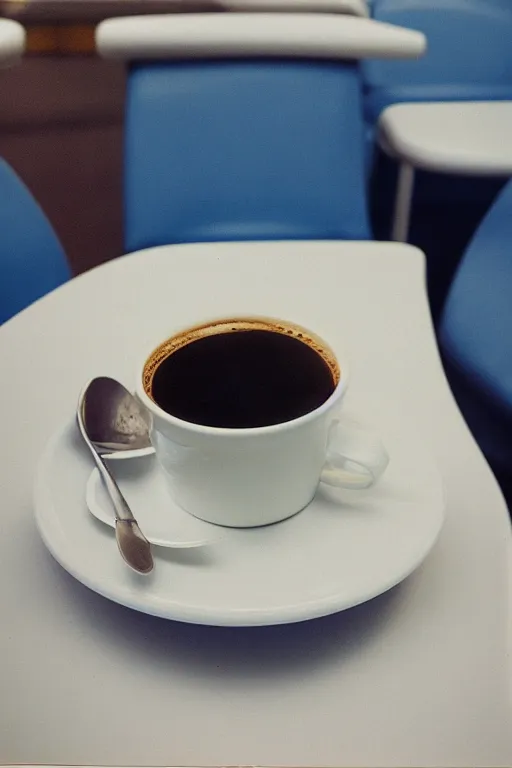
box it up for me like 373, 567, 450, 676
80, 376, 155, 459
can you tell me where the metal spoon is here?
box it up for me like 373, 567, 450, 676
77, 377, 154, 575
78, 376, 154, 458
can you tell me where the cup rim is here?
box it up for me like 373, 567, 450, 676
136, 316, 349, 438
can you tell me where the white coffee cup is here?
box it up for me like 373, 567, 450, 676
136, 316, 389, 528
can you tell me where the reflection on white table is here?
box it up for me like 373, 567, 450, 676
379, 101, 512, 242
0, 241, 510, 767
0, 18, 25, 67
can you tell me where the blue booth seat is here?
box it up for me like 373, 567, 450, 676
125, 60, 372, 253
363, 0, 512, 206
0, 159, 70, 324
439, 177, 512, 484
96, 12, 425, 252
364, 0, 512, 323
363, 0, 512, 124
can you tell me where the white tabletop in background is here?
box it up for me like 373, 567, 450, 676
97, 13, 425, 61
379, 101, 512, 175
0, 241, 510, 767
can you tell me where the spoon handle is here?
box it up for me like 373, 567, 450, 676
89, 448, 154, 574
91, 452, 135, 523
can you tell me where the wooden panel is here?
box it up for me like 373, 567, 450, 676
25, 23, 95, 54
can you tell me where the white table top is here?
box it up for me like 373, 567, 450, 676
379, 101, 512, 175
0, 241, 511, 767
97, 13, 425, 61
0, 18, 25, 67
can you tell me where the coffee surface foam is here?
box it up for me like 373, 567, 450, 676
143, 317, 340, 400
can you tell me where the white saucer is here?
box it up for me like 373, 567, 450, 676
34, 418, 445, 626
86, 461, 215, 548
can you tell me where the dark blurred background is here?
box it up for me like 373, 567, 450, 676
0, 54, 125, 273
0, 0, 219, 273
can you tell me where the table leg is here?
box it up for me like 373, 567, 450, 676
392, 162, 415, 242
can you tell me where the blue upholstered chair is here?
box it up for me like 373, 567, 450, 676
363, 0, 512, 124
363, 0, 512, 208
439, 177, 512, 484
96, 13, 425, 253
0, 159, 70, 324
363, 0, 512, 321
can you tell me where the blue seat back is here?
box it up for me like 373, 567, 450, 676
440, 177, 512, 418
125, 59, 371, 252
439, 177, 512, 476
363, 0, 512, 123
0, 159, 70, 324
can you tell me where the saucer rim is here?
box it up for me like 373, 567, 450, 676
33, 419, 446, 627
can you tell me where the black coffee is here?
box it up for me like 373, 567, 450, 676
147, 325, 337, 428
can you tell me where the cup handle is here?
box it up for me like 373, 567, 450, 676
320, 417, 389, 490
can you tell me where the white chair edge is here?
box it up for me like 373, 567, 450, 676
0, 19, 25, 68
224, 0, 369, 16
96, 13, 426, 61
